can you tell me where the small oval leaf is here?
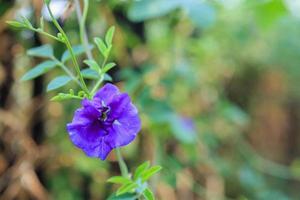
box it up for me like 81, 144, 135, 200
116, 183, 138, 196
94, 37, 108, 58
21, 16, 33, 28
103, 62, 116, 73
107, 176, 132, 184
21, 60, 58, 81
143, 188, 155, 200
6, 21, 26, 28
134, 161, 150, 180
27, 45, 54, 58
61, 45, 93, 63
104, 73, 113, 82
107, 193, 137, 200
47, 75, 72, 91
81, 68, 99, 80
83, 59, 101, 72
141, 166, 162, 182
105, 26, 115, 46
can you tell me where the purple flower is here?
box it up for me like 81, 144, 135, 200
67, 83, 141, 160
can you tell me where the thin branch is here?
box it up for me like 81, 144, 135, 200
74, 0, 93, 60
45, 1, 90, 96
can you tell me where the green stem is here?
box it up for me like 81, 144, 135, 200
115, 148, 129, 178
90, 54, 109, 96
74, 0, 93, 60
31, 28, 62, 42
45, 1, 90, 97
51, 57, 81, 87
91, 75, 104, 95
101, 55, 108, 69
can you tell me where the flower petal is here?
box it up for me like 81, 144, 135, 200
107, 93, 131, 120
85, 137, 112, 160
67, 122, 112, 160
69, 99, 100, 125
66, 83, 141, 160
93, 83, 120, 105
106, 104, 141, 148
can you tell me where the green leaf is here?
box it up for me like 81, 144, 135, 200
27, 45, 54, 58
21, 60, 57, 81
104, 73, 113, 82
81, 68, 99, 80
83, 59, 101, 72
61, 45, 93, 63
107, 176, 132, 184
116, 182, 138, 196
94, 37, 108, 58
81, 69, 112, 81
143, 188, 155, 200
6, 21, 26, 28
105, 26, 115, 46
107, 193, 137, 200
141, 166, 162, 182
103, 62, 116, 73
47, 75, 72, 91
21, 16, 33, 28
134, 161, 150, 180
